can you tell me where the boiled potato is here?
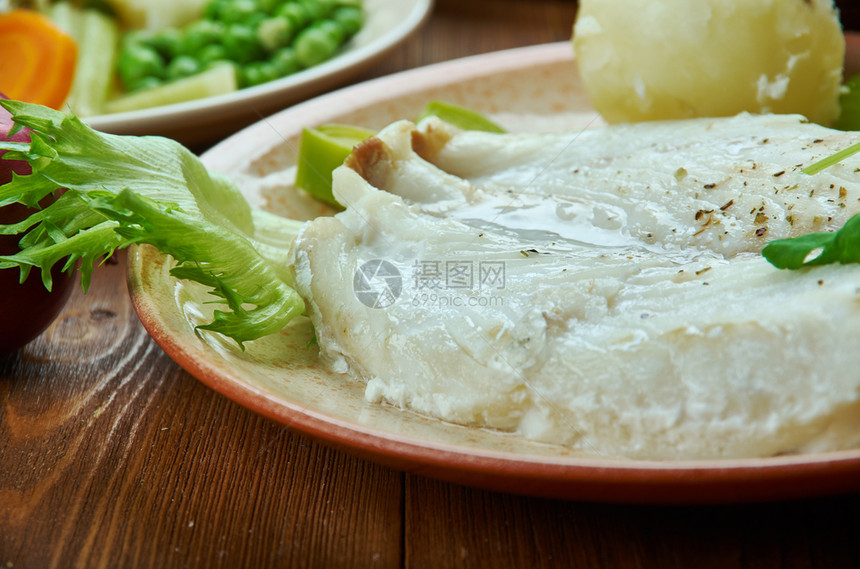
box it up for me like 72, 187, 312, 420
572, 0, 845, 125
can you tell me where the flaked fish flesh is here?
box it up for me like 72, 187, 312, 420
291, 114, 860, 460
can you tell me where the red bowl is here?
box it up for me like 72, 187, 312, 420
0, 202, 74, 353
0, 96, 74, 352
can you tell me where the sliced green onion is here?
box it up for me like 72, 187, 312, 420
800, 75, 860, 175
802, 140, 860, 175
294, 124, 375, 206
417, 100, 506, 133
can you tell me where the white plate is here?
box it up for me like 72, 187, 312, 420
85, 0, 433, 146
128, 42, 860, 504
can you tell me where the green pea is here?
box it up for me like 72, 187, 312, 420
128, 75, 163, 93
316, 18, 344, 44
293, 23, 339, 68
256, 0, 283, 14
297, 0, 333, 20
180, 19, 225, 55
223, 23, 264, 63
240, 63, 271, 87
198, 43, 229, 65
276, 2, 310, 30
121, 29, 155, 49
258, 61, 279, 83
148, 28, 183, 59
244, 10, 269, 28
269, 47, 302, 77
257, 17, 293, 52
271, 46, 300, 76
332, 6, 363, 37
216, 0, 251, 23
204, 0, 230, 19
166, 55, 201, 81
118, 44, 165, 88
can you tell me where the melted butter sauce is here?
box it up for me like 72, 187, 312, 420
446, 191, 718, 268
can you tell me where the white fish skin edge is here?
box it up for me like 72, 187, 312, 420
291, 114, 860, 461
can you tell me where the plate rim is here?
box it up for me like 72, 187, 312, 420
128, 42, 860, 504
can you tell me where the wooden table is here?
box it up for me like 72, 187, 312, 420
3, 1, 860, 567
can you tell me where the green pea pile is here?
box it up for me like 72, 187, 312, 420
117, 0, 364, 92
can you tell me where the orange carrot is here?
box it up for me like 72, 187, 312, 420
0, 9, 77, 110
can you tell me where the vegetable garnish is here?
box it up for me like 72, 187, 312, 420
416, 101, 506, 134
0, 9, 78, 110
294, 101, 505, 206
0, 100, 304, 347
0, 98, 503, 345
801, 141, 860, 175
49, 2, 120, 118
762, 214, 860, 270
797, 75, 860, 175
766, 79, 860, 268
295, 124, 375, 206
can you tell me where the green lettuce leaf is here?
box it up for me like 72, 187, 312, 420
0, 100, 304, 347
91, 189, 305, 344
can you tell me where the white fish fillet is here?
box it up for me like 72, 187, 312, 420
291, 114, 860, 460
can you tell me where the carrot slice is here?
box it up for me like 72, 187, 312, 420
0, 9, 77, 109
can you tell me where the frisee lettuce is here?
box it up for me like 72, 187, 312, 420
0, 100, 305, 348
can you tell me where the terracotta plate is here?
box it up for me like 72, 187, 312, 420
84, 0, 433, 145
127, 42, 860, 504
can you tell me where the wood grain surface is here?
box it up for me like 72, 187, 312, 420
2, 1, 860, 568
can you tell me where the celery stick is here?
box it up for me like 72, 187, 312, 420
69, 9, 119, 117
49, 3, 119, 117
103, 63, 237, 114
294, 124, 375, 206
48, 1, 79, 33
